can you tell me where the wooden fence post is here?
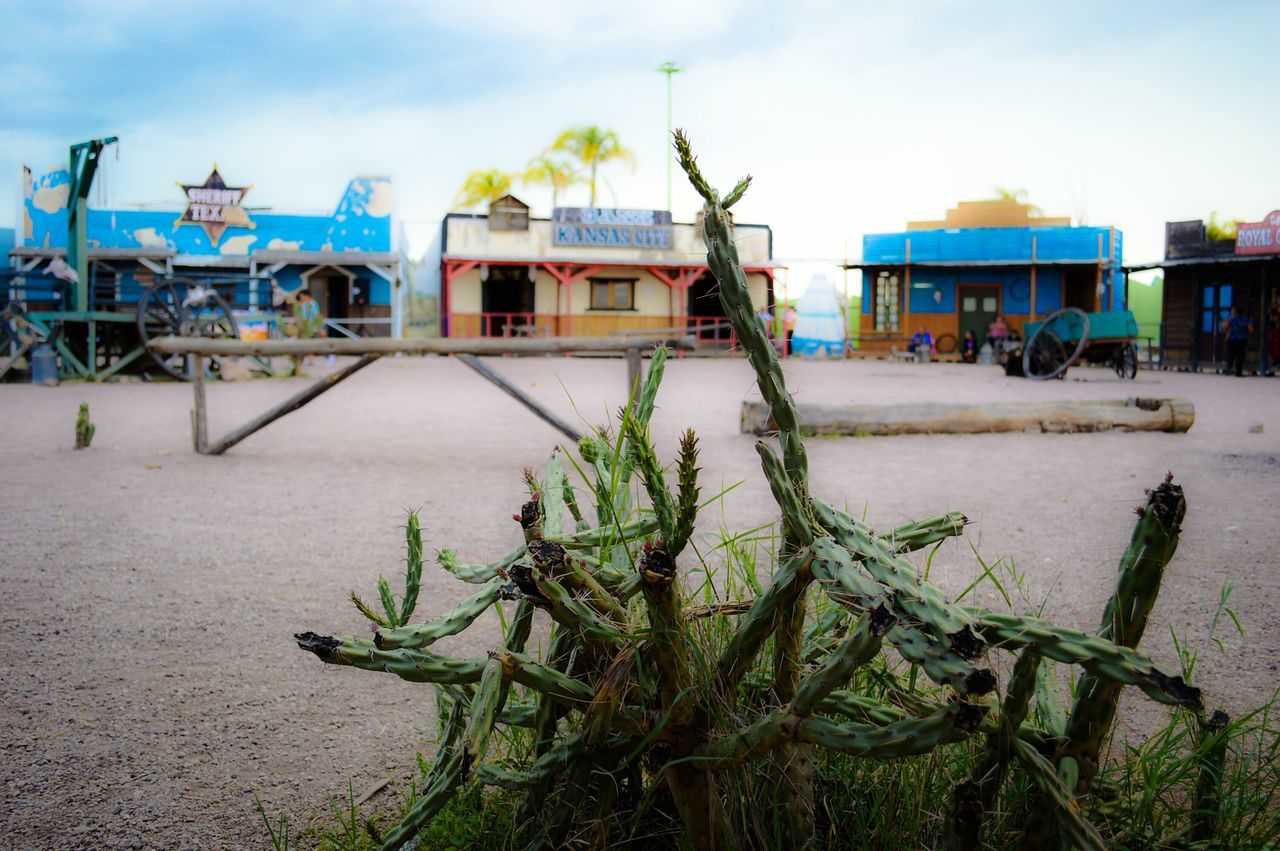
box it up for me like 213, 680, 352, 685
190, 355, 208, 454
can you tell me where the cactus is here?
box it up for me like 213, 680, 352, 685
294, 137, 1217, 850
74, 402, 94, 449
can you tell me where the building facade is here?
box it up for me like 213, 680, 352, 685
439, 197, 779, 340
850, 200, 1124, 352
1136, 213, 1278, 373
10, 161, 407, 337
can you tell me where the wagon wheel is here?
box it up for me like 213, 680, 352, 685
136, 280, 239, 380
1022, 307, 1090, 381
1113, 342, 1138, 380
934, 332, 958, 355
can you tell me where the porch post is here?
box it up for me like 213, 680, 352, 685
903, 238, 912, 332
1029, 236, 1038, 320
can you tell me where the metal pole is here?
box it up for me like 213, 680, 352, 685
657, 62, 683, 212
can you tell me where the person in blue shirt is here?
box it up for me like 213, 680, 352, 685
907, 326, 932, 354
1222, 306, 1252, 377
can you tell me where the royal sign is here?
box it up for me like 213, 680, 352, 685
1235, 210, 1280, 256
176, 167, 255, 247
552, 207, 673, 249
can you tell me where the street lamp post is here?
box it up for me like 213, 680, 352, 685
657, 61, 683, 212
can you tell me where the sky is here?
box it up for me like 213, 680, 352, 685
2, 0, 1277, 290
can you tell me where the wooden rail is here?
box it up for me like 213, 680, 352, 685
147, 335, 695, 357
154, 335, 689, 455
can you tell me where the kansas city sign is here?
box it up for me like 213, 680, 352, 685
176, 167, 254, 247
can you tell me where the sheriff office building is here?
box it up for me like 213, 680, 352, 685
11, 162, 408, 337
436, 195, 780, 340
846, 199, 1124, 353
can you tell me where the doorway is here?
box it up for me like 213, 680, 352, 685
1198, 282, 1233, 364
687, 272, 729, 340
311, 274, 350, 320
959, 285, 1000, 344
482, 266, 535, 336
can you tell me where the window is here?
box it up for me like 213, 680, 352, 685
874, 271, 900, 332
590, 279, 635, 310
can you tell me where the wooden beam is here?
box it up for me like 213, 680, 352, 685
741, 397, 1195, 436
0, 339, 33, 382
190, 355, 208, 453
148, 334, 696, 358
456, 354, 583, 442
201, 354, 381, 455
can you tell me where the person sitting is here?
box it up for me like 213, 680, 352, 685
960, 330, 978, 363
987, 315, 1008, 349
907, 326, 933, 354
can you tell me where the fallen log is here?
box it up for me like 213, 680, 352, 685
741, 398, 1195, 437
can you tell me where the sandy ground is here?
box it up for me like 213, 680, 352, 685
1, 355, 1278, 849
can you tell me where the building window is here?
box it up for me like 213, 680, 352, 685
590, 279, 635, 310
875, 271, 900, 332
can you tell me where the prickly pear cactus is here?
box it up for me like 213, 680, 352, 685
296, 136, 1208, 851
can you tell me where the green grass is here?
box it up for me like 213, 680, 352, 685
266, 530, 1280, 849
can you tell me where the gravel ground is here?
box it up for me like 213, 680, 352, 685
1, 355, 1277, 849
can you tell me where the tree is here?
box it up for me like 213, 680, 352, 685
549, 126, 633, 206
992, 186, 1043, 216
453, 169, 512, 211
1206, 211, 1239, 241
522, 156, 583, 210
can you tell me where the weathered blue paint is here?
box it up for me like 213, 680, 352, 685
23, 167, 393, 256
861, 225, 1124, 316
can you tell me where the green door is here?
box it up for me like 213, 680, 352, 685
959, 286, 1000, 345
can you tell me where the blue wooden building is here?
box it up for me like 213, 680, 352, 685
9, 161, 407, 339
848, 200, 1123, 353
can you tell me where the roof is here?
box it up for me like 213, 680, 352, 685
11, 245, 401, 268
442, 254, 784, 271
843, 259, 1111, 270
1123, 253, 1280, 273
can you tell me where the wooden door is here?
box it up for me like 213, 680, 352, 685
959, 285, 1000, 344
1198, 282, 1232, 363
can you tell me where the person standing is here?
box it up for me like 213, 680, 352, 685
782, 305, 798, 354
1222, 306, 1252, 377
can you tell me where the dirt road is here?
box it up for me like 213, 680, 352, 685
2, 356, 1276, 848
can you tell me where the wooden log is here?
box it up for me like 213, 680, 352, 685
456, 354, 583, 443
202, 354, 381, 455
740, 398, 1195, 437
147, 335, 696, 358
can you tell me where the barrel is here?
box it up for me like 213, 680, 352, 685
30, 344, 58, 386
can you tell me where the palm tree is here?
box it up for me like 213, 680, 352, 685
453, 169, 512, 211
549, 126, 633, 206
992, 186, 1042, 216
522, 156, 583, 210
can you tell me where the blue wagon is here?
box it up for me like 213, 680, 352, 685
1019, 308, 1140, 380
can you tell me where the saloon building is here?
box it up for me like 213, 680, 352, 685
847, 200, 1124, 353
10, 162, 407, 336
437, 195, 780, 340
1126, 212, 1278, 373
